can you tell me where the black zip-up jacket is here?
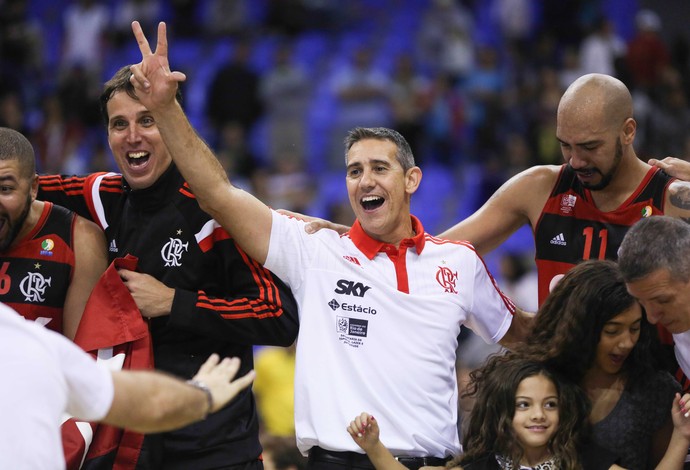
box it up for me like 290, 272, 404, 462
40, 163, 299, 469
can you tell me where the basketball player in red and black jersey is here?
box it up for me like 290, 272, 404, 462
440, 73, 690, 305
0, 127, 107, 339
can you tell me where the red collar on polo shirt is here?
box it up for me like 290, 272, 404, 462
349, 215, 426, 260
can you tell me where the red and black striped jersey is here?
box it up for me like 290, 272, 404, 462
40, 164, 299, 469
0, 202, 75, 333
535, 164, 672, 305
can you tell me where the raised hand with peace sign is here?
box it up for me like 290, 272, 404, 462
129, 21, 186, 112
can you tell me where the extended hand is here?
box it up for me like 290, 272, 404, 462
673, 392, 690, 440
129, 21, 186, 111
649, 157, 690, 182
347, 412, 380, 452
192, 354, 256, 413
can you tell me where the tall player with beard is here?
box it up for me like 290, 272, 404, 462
0, 127, 107, 339
440, 73, 690, 306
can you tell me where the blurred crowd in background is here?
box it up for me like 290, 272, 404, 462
1, 0, 689, 447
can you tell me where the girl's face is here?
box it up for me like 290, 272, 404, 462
512, 374, 559, 464
593, 303, 642, 375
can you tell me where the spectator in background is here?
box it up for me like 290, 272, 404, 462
57, 63, 102, 129
254, 344, 297, 438
31, 93, 85, 173
491, 0, 535, 65
112, 0, 161, 47
169, 0, 198, 37
388, 54, 430, 163
60, 0, 109, 80
647, 69, 690, 159
255, 153, 315, 214
533, 66, 564, 165
499, 252, 538, 312
559, 46, 585, 90
329, 46, 391, 168
215, 120, 261, 186
421, 72, 464, 166
579, 16, 626, 77
626, 9, 669, 95
0, 90, 28, 135
417, 0, 474, 81
262, 435, 308, 470
206, 38, 263, 148
265, 0, 310, 37
463, 45, 505, 161
0, 0, 43, 75
203, 0, 249, 39
259, 42, 311, 167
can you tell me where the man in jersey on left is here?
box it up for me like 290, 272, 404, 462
37, 44, 299, 469
0, 127, 107, 339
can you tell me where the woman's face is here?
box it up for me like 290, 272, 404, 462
593, 303, 642, 375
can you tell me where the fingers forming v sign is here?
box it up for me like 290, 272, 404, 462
129, 21, 186, 110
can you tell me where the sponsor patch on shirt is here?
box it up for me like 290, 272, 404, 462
560, 194, 577, 214
336, 316, 368, 348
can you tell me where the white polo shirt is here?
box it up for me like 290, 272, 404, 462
0, 303, 113, 469
265, 212, 514, 457
673, 331, 690, 380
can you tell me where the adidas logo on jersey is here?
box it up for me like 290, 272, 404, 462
550, 233, 567, 246
109, 239, 118, 253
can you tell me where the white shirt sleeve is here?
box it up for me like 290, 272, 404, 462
54, 331, 114, 421
463, 253, 514, 344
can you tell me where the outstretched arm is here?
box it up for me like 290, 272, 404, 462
128, 21, 272, 264
438, 166, 557, 255
103, 354, 255, 433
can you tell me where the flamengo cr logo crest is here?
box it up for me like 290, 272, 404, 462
20, 272, 51, 302
161, 238, 189, 267
436, 266, 458, 294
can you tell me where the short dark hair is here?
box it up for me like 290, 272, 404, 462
619, 216, 690, 283
0, 127, 35, 178
99, 65, 183, 127
343, 127, 415, 172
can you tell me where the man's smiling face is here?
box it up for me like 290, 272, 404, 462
106, 91, 172, 190
345, 138, 420, 245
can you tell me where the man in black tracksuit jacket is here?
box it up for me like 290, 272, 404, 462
38, 65, 299, 469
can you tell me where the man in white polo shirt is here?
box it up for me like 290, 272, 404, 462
126, 21, 534, 469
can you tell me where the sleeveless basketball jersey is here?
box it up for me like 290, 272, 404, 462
535, 165, 672, 305
0, 202, 76, 333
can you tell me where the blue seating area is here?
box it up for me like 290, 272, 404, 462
17, 0, 675, 263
